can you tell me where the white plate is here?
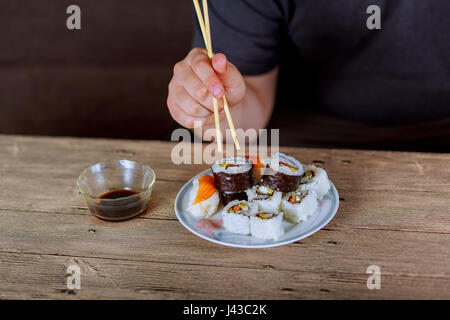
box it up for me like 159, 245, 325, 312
174, 169, 339, 248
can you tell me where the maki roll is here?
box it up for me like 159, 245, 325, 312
221, 190, 248, 206
250, 212, 284, 240
260, 152, 304, 192
281, 190, 318, 224
187, 174, 220, 218
246, 185, 282, 214
222, 200, 258, 235
298, 165, 331, 199
212, 156, 254, 205
211, 156, 253, 193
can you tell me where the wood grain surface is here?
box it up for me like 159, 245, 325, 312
0, 134, 449, 299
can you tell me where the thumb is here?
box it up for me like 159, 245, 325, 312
212, 53, 243, 89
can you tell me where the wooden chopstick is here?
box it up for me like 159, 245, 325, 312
193, 0, 222, 152
201, 0, 213, 58
193, 0, 240, 151
222, 95, 240, 150
193, 0, 212, 58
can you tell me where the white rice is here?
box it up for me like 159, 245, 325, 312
187, 177, 220, 219
246, 185, 282, 214
281, 190, 319, 224
297, 165, 331, 199
262, 152, 304, 176
222, 200, 258, 235
211, 156, 253, 174
250, 212, 284, 240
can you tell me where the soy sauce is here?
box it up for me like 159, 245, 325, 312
100, 189, 139, 199
89, 189, 148, 221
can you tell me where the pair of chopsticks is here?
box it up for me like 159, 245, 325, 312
193, 0, 240, 151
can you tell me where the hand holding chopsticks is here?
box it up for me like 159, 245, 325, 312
193, 0, 240, 151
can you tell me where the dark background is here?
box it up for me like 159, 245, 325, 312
0, 0, 187, 141
1, 1, 449, 152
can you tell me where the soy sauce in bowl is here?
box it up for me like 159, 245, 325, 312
88, 189, 148, 221
77, 160, 156, 221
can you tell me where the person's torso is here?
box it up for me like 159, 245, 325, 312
279, 0, 450, 124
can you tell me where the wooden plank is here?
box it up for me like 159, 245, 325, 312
1, 135, 449, 232
1, 167, 450, 234
1, 135, 449, 299
0, 177, 184, 220
0, 210, 449, 280
0, 251, 448, 299
1, 135, 449, 192
1, 179, 449, 234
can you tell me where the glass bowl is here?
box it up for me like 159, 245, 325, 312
77, 160, 156, 221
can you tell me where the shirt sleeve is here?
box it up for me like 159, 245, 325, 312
192, 0, 284, 75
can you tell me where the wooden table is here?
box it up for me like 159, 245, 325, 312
0, 134, 449, 299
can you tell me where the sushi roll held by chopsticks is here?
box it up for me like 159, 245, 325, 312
281, 190, 319, 224
250, 212, 284, 240
211, 156, 254, 205
188, 174, 220, 218
222, 200, 258, 235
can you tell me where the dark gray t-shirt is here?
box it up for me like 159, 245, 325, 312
193, 0, 450, 125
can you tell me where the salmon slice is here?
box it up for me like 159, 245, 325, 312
193, 174, 217, 204
245, 155, 264, 169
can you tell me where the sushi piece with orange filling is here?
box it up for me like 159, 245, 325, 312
222, 200, 258, 235
187, 174, 220, 218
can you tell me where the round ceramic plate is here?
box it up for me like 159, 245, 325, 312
174, 169, 339, 248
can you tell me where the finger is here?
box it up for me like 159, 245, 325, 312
173, 85, 211, 118
167, 97, 206, 129
186, 47, 209, 63
173, 65, 212, 108
212, 54, 246, 102
190, 55, 225, 99
212, 54, 242, 88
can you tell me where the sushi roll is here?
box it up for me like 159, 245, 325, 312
187, 174, 220, 219
298, 165, 331, 199
222, 200, 258, 235
220, 190, 248, 206
246, 185, 282, 214
260, 152, 304, 192
250, 212, 284, 240
211, 156, 253, 193
281, 190, 318, 224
